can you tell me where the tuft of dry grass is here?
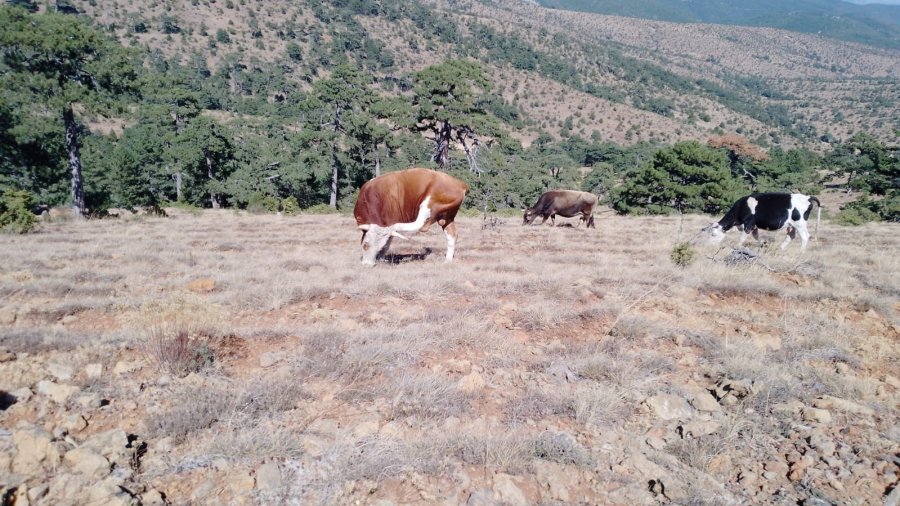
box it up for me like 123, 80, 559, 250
129, 292, 225, 375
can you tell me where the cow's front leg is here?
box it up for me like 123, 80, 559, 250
550, 214, 556, 226
443, 222, 458, 262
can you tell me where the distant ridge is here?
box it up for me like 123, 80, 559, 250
535, 0, 900, 49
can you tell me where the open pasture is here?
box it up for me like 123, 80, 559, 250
0, 211, 897, 505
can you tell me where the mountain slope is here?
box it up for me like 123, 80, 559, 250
66, 0, 900, 148
536, 0, 900, 49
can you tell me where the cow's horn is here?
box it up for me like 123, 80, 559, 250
391, 231, 409, 240
358, 224, 371, 231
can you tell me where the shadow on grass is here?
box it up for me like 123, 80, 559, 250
382, 247, 433, 264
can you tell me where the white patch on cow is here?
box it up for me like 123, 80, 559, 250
393, 196, 432, 233
789, 194, 810, 219
358, 196, 433, 265
747, 197, 758, 215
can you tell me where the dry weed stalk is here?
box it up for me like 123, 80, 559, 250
131, 292, 224, 375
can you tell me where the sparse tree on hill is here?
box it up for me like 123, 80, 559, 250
408, 59, 502, 173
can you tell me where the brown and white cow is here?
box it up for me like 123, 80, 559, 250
354, 168, 468, 266
523, 190, 598, 228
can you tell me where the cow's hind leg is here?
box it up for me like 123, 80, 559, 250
794, 222, 810, 251
780, 226, 797, 250
443, 222, 458, 262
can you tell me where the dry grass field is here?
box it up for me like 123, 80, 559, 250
0, 209, 898, 505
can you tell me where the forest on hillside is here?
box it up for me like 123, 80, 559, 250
0, 2, 898, 231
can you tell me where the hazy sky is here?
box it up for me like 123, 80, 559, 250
843, 0, 900, 4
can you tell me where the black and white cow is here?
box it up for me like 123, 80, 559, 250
703, 193, 821, 251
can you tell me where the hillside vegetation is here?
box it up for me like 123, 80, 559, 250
0, 0, 898, 222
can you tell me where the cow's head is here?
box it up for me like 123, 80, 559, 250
701, 222, 726, 244
522, 208, 536, 225
357, 224, 409, 266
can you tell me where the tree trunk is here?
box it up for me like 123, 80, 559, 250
63, 105, 86, 219
175, 171, 183, 202
329, 105, 341, 208
434, 121, 452, 170
374, 150, 381, 178
206, 153, 220, 209
174, 111, 183, 202
329, 148, 339, 208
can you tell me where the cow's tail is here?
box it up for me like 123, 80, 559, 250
810, 196, 822, 243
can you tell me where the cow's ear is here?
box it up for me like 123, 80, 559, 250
358, 224, 371, 231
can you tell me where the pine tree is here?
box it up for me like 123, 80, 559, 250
0, 6, 138, 217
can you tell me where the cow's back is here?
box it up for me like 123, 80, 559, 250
355, 168, 467, 227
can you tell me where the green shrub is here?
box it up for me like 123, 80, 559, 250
670, 241, 696, 268
281, 196, 300, 216
303, 203, 338, 215
834, 206, 879, 226
247, 193, 279, 214
0, 190, 37, 234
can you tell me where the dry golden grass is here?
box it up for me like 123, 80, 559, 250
0, 208, 897, 504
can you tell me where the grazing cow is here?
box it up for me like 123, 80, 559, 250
523, 190, 598, 228
354, 168, 468, 266
703, 193, 821, 251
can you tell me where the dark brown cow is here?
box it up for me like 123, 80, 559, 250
354, 168, 468, 265
523, 190, 598, 228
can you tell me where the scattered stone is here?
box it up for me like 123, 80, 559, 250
226, 468, 255, 494
141, 489, 166, 506
803, 407, 833, 424
808, 434, 836, 456
12, 387, 32, 403
492, 474, 528, 506
81, 429, 129, 466
259, 351, 281, 368
689, 391, 721, 412
884, 484, 900, 506
36, 380, 80, 404
457, 371, 486, 393
191, 478, 217, 501
64, 448, 110, 479
0, 307, 17, 325
256, 462, 282, 491
75, 393, 103, 409
84, 363, 103, 379
0, 348, 16, 362
186, 278, 216, 293
646, 394, 693, 420
813, 396, 874, 416
764, 460, 789, 476
12, 425, 60, 474
679, 420, 721, 438
113, 360, 142, 376
789, 455, 815, 481
534, 461, 571, 502
466, 489, 495, 506
61, 414, 88, 433
646, 436, 666, 450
